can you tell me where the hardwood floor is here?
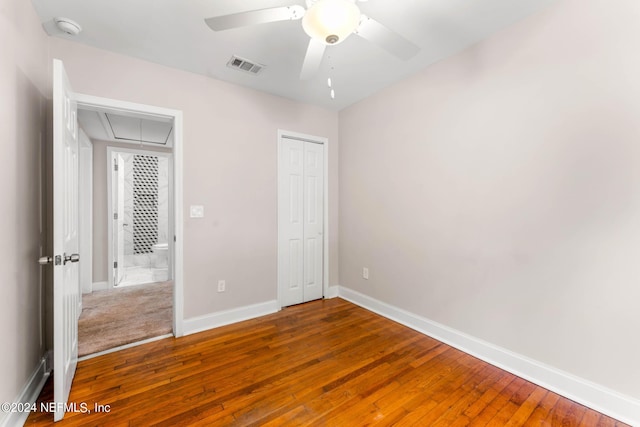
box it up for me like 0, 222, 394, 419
26, 298, 627, 426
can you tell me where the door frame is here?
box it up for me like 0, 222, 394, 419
106, 146, 174, 288
109, 149, 126, 287
78, 129, 93, 297
76, 92, 185, 337
277, 129, 329, 309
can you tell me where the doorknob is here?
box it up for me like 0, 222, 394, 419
64, 253, 80, 265
38, 256, 52, 265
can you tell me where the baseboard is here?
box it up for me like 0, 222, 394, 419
0, 354, 51, 427
91, 281, 108, 292
43, 350, 52, 374
183, 300, 279, 336
324, 285, 339, 299
337, 286, 640, 426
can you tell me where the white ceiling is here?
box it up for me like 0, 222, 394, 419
31, 0, 557, 110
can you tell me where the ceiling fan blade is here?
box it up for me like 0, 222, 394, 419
355, 15, 420, 61
205, 5, 305, 31
300, 38, 326, 80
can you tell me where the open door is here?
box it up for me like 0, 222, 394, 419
52, 58, 80, 422
112, 152, 125, 285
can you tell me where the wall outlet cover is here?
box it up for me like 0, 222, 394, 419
190, 205, 204, 218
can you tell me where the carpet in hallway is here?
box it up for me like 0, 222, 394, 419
78, 281, 173, 356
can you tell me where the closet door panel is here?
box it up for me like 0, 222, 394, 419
303, 142, 324, 303
278, 139, 305, 306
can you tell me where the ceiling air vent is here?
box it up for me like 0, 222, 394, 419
227, 56, 265, 75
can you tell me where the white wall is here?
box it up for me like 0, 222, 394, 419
0, 0, 49, 413
49, 38, 340, 318
339, 0, 640, 401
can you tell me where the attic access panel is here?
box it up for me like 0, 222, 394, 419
105, 113, 173, 145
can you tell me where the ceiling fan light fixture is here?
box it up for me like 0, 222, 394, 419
302, 0, 361, 45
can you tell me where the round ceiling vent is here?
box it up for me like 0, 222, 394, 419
54, 17, 82, 36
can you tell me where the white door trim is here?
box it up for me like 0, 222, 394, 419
277, 129, 329, 309
78, 129, 93, 296
109, 150, 125, 287
76, 93, 184, 337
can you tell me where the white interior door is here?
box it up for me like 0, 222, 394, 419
278, 136, 324, 307
303, 142, 324, 302
112, 153, 125, 285
52, 58, 80, 422
278, 138, 304, 306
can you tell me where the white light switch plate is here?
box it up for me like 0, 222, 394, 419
190, 205, 204, 218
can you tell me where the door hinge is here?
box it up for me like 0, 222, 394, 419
113, 213, 118, 220
114, 261, 118, 269
114, 162, 119, 172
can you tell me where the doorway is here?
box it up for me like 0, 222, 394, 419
74, 95, 183, 335
74, 98, 184, 357
108, 148, 173, 288
50, 58, 184, 421
277, 130, 328, 307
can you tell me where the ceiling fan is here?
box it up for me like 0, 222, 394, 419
204, 0, 420, 80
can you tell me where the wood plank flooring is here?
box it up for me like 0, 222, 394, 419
26, 298, 627, 426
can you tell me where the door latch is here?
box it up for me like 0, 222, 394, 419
63, 253, 80, 265
38, 256, 52, 265
40, 255, 63, 265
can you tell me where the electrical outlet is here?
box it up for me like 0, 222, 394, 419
190, 205, 204, 218
362, 267, 369, 280
217, 280, 226, 292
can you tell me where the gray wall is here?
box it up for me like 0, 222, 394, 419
0, 0, 49, 411
339, 0, 640, 400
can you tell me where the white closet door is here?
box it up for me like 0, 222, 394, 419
302, 142, 324, 302
278, 138, 305, 306
278, 137, 324, 306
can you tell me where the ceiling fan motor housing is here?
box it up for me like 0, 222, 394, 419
303, 0, 361, 45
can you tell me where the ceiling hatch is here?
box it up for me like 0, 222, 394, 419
105, 113, 173, 145
78, 108, 175, 148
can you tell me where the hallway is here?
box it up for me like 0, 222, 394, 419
78, 281, 173, 356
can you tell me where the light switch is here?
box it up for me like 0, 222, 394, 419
190, 205, 204, 218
